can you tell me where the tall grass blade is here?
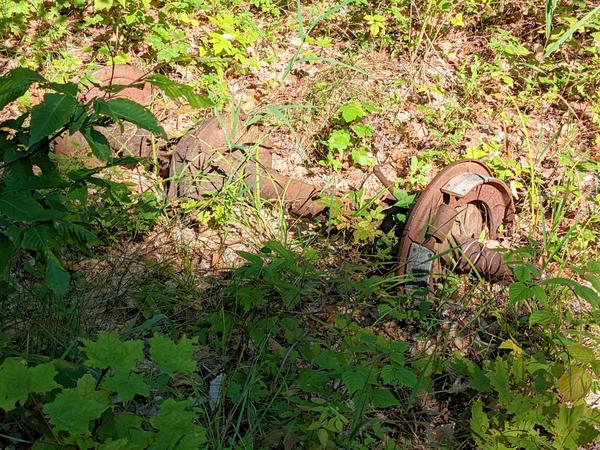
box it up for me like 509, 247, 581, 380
544, 5, 600, 57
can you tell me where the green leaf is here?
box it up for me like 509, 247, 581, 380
341, 365, 373, 394
351, 123, 373, 138
46, 252, 70, 297
351, 148, 376, 167
44, 374, 111, 437
326, 129, 351, 152
82, 127, 112, 161
529, 310, 556, 326
149, 333, 198, 375
556, 367, 592, 402
21, 224, 52, 253
29, 93, 78, 146
94, 0, 113, 10
509, 281, 531, 304
0, 359, 59, 412
149, 399, 207, 450
339, 101, 366, 123
81, 331, 144, 372
94, 98, 167, 139
567, 344, 596, 364
545, 5, 600, 57
393, 188, 416, 208
470, 400, 489, 436
0, 233, 15, 276
103, 372, 149, 402
380, 364, 417, 388
370, 388, 399, 408
0, 68, 45, 110
0, 190, 63, 222
146, 74, 213, 108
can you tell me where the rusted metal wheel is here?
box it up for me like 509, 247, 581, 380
397, 160, 515, 295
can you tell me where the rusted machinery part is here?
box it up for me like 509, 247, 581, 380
54, 65, 155, 160
84, 64, 152, 106
168, 114, 327, 217
396, 159, 514, 294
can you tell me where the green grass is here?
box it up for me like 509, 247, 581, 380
1, 0, 600, 448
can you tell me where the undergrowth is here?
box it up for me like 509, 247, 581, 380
1, 0, 600, 448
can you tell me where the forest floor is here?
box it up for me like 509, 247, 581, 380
1, 0, 600, 449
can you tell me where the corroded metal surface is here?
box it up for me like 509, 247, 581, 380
397, 160, 514, 294
85, 64, 152, 105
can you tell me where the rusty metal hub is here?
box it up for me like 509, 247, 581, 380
396, 160, 515, 294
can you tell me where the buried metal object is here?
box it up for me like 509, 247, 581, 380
54, 65, 516, 293
396, 160, 515, 295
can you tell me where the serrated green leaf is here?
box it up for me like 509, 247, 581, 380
370, 388, 399, 408
149, 333, 198, 375
509, 281, 531, 304
99, 439, 129, 450
103, 372, 149, 402
146, 74, 213, 108
29, 93, 78, 146
470, 400, 489, 436
82, 127, 112, 161
46, 252, 70, 297
529, 310, 556, 326
0, 359, 59, 412
94, 98, 167, 139
339, 102, 366, 123
567, 344, 596, 364
0, 68, 45, 110
0, 190, 64, 222
498, 339, 524, 358
44, 373, 111, 437
81, 331, 144, 372
326, 129, 351, 152
149, 399, 207, 450
341, 365, 374, 394
111, 414, 153, 450
351, 123, 373, 138
21, 224, 52, 254
380, 364, 417, 388
556, 367, 592, 402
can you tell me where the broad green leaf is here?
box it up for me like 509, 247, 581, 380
339, 101, 366, 123
487, 358, 510, 403
351, 123, 373, 138
0, 68, 45, 110
0, 190, 64, 222
393, 188, 416, 208
556, 367, 592, 402
529, 310, 556, 326
103, 372, 149, 402
567, 344, 595, 364
82, 127, 112, 161
146, 74, 213, 108
380, 364, 417, 388
351, 148, 376, 167
29, 93, 78, 146
326, 129, 351, 152
0, 359, 58, 412
94, 0, 113, 10
509, 281, 531, 304
46, 253, 70, 297
112, 414, 153, 450
470, 400, 489, 436
44, 374, 111, 437
81, 331, 144, 372
341, 365, 374, 394
99, 439, 129, 450
21, 224, 52, 254
94, 98, 167, 139
149, 333, 198, 375
149, 399, 207, 450
370, 388, 399, 408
